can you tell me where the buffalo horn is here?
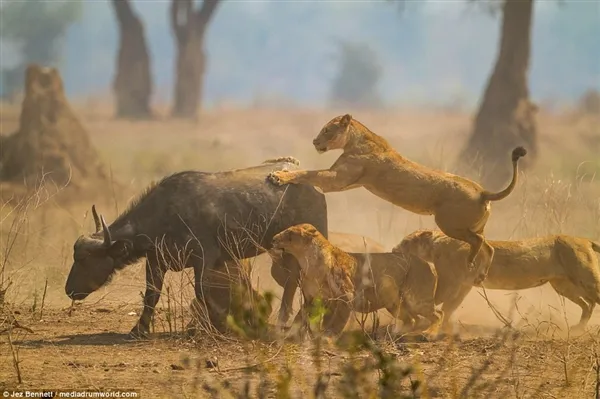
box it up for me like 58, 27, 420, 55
91, 205, 101, 233
100, 215, 112, 247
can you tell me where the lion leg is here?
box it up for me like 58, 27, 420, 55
477, 240, 495, 285
421, 309, 444, 339
440, 286, 473, 333
549, 280, 594, 333
409, 295, 444, 339
321, 299, 352, 336
386, 302, 416, 333
436, 225, 488, 284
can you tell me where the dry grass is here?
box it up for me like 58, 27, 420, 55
1, 103, 600, 397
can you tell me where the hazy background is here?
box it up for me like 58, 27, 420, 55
2, 1, 598, 108
1, 2, 600, 393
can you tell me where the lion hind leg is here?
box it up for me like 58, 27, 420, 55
435, 225, 490, 284
478, 240, 495, 284
549, 280, 594, 333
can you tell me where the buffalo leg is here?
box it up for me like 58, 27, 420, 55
130, 255, 165, 339
191, 247, 222, 330
271, 252, 301, 327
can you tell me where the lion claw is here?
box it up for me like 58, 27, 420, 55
267, 172, 285, 186
467, 261, 477, 272
473, 273, 487, 285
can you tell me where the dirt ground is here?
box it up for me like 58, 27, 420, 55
1, 104, 599, 398
2, 304, 600, 398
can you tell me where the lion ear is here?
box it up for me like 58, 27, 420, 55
303, 224, 318, 235
421, 231, 433, 239
340, 114, 352, 127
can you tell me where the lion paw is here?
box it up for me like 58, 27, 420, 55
467, 261, 477, 272
262, 156, 300, 166
267, 171, 288, 186
473, 272, 487, 286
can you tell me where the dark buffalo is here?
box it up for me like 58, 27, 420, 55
65, 157, 328, 338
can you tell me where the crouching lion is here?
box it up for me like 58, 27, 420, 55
271, 223, 443, 338
395, 229, 600, 332
267, 114, 527, 285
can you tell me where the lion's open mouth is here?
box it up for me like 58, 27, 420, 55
271, 242, 285, 252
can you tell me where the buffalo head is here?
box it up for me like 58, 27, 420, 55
65, 205, 134, 301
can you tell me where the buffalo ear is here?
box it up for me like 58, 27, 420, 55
107, 240, 132, 259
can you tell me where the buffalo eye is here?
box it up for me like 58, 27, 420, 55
107, 240, 131, 259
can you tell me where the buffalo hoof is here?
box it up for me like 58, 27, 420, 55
185, 325, 198, 338
569, 324, 586, 336
127, 325, 149, 340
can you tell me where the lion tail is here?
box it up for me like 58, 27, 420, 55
481, 147, 527, 202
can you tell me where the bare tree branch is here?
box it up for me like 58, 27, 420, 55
111, 0, 135, 26
195, 0, 221, 33
170, 0, 193, 45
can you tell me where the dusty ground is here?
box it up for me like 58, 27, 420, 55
2, 304, 600, 398
1, 103, 599, 397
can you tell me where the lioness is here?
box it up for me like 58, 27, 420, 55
267, 114, 527, 285
395, 229, 600, 332
271, 223, 443, 337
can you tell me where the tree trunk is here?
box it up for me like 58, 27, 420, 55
112, 0, 153, 119
458, 0, 538, 190
170, 0, 220, 119
173, 31, 205, 119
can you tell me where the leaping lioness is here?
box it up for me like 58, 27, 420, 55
268, 114, 527, 284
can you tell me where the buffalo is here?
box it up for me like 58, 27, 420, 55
65, 157, 328, 338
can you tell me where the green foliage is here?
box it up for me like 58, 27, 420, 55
226, 286, 274, 341
308, 297, 328, 332
1, 0, 82, 97
329, 40, 384, 109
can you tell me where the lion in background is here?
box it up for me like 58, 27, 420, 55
268, 113, 527, 285
271, 223, 443, 338
395, 229, 600, 332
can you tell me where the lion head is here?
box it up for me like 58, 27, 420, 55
312, 114, 353, 153
393, 230, 439, 262
272, 223, 321, 254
